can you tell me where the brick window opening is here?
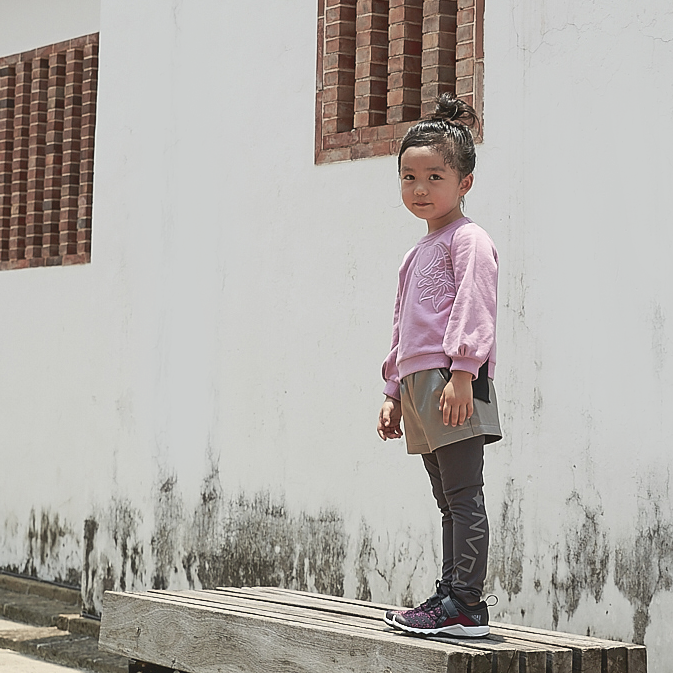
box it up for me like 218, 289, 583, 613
0, 33, 99, 271
315, 0, 483, 164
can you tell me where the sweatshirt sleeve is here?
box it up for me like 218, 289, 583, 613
443, 225, 498, 379
382, 284, 402, 400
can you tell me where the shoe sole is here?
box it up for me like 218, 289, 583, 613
383, 612, 401, 629
392, 616, 489, 638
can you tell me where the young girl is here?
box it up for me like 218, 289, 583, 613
377, 93, 501, 638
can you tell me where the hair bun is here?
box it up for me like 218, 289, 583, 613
432, 93, 478, 128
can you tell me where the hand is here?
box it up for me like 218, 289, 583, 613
439, 370, 474, 427
377, 397, 403, 440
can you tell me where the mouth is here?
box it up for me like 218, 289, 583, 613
414, 202, 431, 208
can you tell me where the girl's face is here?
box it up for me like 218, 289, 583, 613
399, 146, 473, 233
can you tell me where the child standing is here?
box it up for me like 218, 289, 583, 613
377, 93, 501, 638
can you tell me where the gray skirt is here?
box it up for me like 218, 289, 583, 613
400, 368, 502, 455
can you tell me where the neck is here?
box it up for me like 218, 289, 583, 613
426, 207, 465, 234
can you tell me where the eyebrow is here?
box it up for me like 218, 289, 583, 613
400, 165, 447, 172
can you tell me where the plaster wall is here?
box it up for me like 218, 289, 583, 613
1, 0, 672, 668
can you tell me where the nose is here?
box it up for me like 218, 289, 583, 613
414, 181, 428, 195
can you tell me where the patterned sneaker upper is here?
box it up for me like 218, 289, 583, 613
384, 580, 448, 626
394, 591, 489, 631
394, 594, 446, 629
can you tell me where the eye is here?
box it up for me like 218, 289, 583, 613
429, 174, 443, 180
401, 174, 415, 181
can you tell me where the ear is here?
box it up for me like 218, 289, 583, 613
459, 173, 474, 196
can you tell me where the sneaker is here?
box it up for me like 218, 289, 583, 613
383, 582, 449, 629
390, 592, 490, 638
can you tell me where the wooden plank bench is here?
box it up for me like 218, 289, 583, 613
98, 586, 646, 673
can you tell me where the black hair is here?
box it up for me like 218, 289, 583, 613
397, 93, 479, 178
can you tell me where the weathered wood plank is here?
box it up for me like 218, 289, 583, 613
100, 591, 470, 673
150, 589, 577, 673
547, 649, 575, 673
160, 589, 383, 627
492, 621, 641, 649
240, 586, 398, 610
212, 588, 575, 672
492, 623, 639, 673
146, 590, 504, 670
213, 587, 390, 620
151, 589, 390, 633
504, 637, 573, 673
170, 589, 572, 672
626, 646, 647, 673
101, 588, 644, 673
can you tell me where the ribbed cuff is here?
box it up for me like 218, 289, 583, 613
383, 380, 401, 401
449, 356, 481, 379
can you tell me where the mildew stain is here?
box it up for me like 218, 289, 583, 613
82, 517, 98, 612
549, 491, 609, 627
181, 463, 347, 595
82, 498, 145, 615
354, 519, 374, 602
614, 492, 673, 644
83, 462, 351, 613
151, 474, 183, 590
488, 479, 524, 599
12, 509, 81, 587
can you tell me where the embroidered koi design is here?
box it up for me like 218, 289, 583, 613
415, 244, 455, 312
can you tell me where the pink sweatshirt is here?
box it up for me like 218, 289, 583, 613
382, 217, 498, 401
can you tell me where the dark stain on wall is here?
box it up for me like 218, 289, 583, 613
614, 495, 673, 644
181, 464, 347, 596
82, 464, 349, 613
5, 509, 81, 587
109, 498, 145, 592
487, 479, 524, 598
354, 519, 374, 602
82, 498, 146, 615
82, 517, 98, 612
550, 491, 610, 628
151, 474, 182, 590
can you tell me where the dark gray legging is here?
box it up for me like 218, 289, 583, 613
422, 435, 488, 605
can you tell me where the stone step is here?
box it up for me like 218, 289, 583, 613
0, 573, 127, 673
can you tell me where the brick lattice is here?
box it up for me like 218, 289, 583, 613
387, 0, 423, 124
0, 64, 16, 261
354, 0, 388, 128
315, 0, 483, 163
421, 0, 456, 117
0, 33, 98, 271
323, 0, 357, 135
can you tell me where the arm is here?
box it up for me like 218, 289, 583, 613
441, 226, 498, 426
381, 281, 403, 401
379, 282, 403, 438
443, 225, 498, 379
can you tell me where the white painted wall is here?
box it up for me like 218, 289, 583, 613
0, 0, 100, 56
1, 0, 673, 668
